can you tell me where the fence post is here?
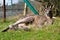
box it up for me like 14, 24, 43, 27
23, 3, 27, 16
2, 0, 6, 22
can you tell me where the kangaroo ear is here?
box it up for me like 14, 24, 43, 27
51, 5, 54, 9
48, 5, 54, 10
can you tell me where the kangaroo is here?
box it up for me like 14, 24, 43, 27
2, 6, 53, 32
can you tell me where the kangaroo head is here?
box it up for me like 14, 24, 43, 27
44, 6, 53, 19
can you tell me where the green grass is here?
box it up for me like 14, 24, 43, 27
0, 18, 60, 40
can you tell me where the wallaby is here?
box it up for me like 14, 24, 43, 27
2, 6, 53, 32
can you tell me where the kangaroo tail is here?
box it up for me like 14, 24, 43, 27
2, 27, 9, 32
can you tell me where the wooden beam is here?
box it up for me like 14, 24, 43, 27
23, 3, 27, 16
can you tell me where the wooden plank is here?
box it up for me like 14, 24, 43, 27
24, 3, 27, 16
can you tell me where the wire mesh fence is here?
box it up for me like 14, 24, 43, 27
0, 6, 2, 18
0, 0, 46, 21
0, 0, 24, 20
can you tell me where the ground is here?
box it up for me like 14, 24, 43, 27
0, 17, 60, 40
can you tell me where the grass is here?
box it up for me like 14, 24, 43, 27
0, 17, 60, 40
